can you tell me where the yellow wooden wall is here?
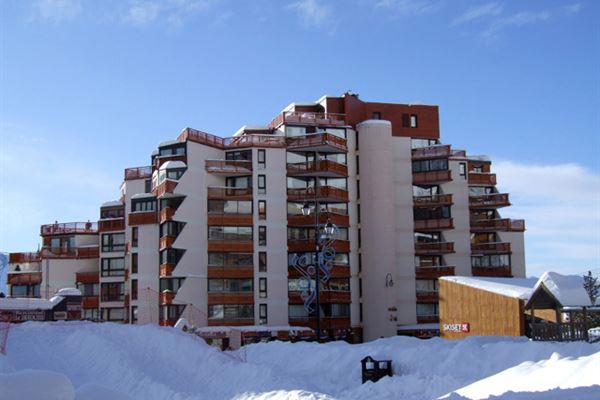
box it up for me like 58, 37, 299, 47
439, 280, 525, 339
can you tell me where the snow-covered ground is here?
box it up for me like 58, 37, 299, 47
0, 322, 599, 400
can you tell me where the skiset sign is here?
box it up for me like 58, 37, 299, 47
442, 323, 470, 332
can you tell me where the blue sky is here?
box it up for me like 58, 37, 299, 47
0, 0, 598, 278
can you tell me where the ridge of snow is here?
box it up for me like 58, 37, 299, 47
533, 272, 592, 307
440, 276, 537, 300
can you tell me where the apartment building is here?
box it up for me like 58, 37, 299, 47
7, 92, 525, 342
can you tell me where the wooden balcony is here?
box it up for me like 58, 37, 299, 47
207, 214, 253, 226
205, 160, 252, 175
207, 240, 254, 252
468, 172, 497, 186
414, 218, 454, 231
153, 180, 178, 197
470, 218, 525, 232
82, 296, 99, 309
159, 291, 177, 305
159, 263, 176, 278
530, 322, 589, 342
287, 212, 349, 227
7, 272, 42, 285
472, 266, 512, 277
287, 239, 350, 253
129, 211, 158, 226
413, 194, 453, 207
42, 246, 99, 259
179, 127, 286, 150
287, 186, 349, 203
207, 292, 254, 304
159, 235, 177, 251
76, 271, 99, 284
287, 160, 348, 178
415, 242, 455, 255
9, 252, 41, 263
415, 266, 455, 279
270, 111, 346, 129
160, 318, 179, 327
207, 318, 255, 327
207, 266, 254, 279
155, 154, 186, 170
412, 145, 451, 160
413, 170, 452, 184
416, 291, 439, 302
288, 264, 350, 279
286, 133, 347, 153
471, 242, 512, 254
41, 222, 98, 236
416, 315, 439, 324
159, 207, 176, 224
98, 218, 125, 232
207, 186, 253, 201
288, 291, 351, 303
124, 166, 152, 181
469, 193, 510, 208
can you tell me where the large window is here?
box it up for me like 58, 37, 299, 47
225, 150, 252, 161
207, 200, 252, 215
416, 303, 438, 317
83, 308, 100, 321
10, 284, 40, 298
469, 186, 494, 196
411, 138, 438, 149
285, 126, 307, 137
471, 254, 511, 268
412, 159, 448, 173
76, 282, 99, 296
101, 282, 124, 302
162, 305, 186, 321
287, 252, 349, 267
101, 307, 125, 321
415, 256, 442, 267
101, 257, 125, 277
414, 232, 441, 243
208, 252, 253, 267
158, 144, 185, 157
287, 227, 348, 241
413, 206, 451, 220
160, 248, 185, 265
100, 206, 124, 219
132, 198, 156, 212
101, 233, 125, 252
208, 226, 253, 241
160, 277, 185, 292
208, 304, 254, 320
416, 279, 438, 293
160, 221, 185, 237
208, 279, 253, 293
413, 185, 439, 197
225, 176, 252, 188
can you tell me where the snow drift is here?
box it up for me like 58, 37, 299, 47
0, 322, 599, 400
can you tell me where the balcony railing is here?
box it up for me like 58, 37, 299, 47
207, 214, 254, 226
178, 128, 286, 150
286, 133, 348, 153
530, 322, 589, 342
205, 160, 253, 174
270, 111, 346, 129
207, 266, 254, 278
287, 212, 349, 227
414, 242, 455, 255
412, 145, 451, 160
287, 186, 349, 203
470, 218, 525, 232
287, 160, 348, 177
159, 207, 176, 223
98, 218, 125, 232
416, 291, 439, 302
287, 239, 350, 253
207, 240, 254, 252
152, 179, 179, 197
159, 235, 177, 251
41, 222, 98, 236
9, 252, 41, 264
207, 292, 254, 304
160, 263, 176, 278
413, 194, 453, 207
82, 296, 99, 309
472, 266, 512, 277
415, 266, 455, 278
160, 291, 177, 305
7, 272, 42, 285
468, 172, 497, 186
469, 193, 510, 208
471, 242, 512, 254
414, 218, 454, 231
76, 271, 99, 284
129, 211, 158, 226
124, 166, 152, 181
207, 186, 253, 200
413, 170, 452, 184
416, 315, 439, 323
42, 246, 100, 259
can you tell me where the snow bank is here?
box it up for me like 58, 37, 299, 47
1, 322, 599, 400
0, 369, 75, 400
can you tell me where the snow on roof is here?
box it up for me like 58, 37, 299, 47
440, 276, 538, 300
131, 193, 156, 199
356, 119, 392, 127
56, 288, 81, 297
150, 149, 159, 156
101, 200, 123, 208
0, 296, 65, 311
157, 140, 179, 148
534, 272, 592, 307
159, 160, 186, 170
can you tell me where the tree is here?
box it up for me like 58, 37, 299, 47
583, 270, 599, 306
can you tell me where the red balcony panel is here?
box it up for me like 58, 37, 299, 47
416, 291, 439, 302
159, 236, 177, 251
153, 180, 179, 198
287, 160, 348, 178
472, 266, 512, 277
41, 222, 98, 236
270, 111, 347, 129
287, 213, 349, 227
287, 292, 351, 304
159, 291, 177, 305
207, 241, 254, 252
287, 186, 349, 203
207, 266, 254, 279
207, 187, 253, 200
414, 218, 454, 231
413, 170, 452, 184
82, 296, 99, 309
7, 272, 42, 285
417, 315, 439, 324
207, 214, 254, 226
415, 266, 455, 279
129, 211, 158, 226
76, 271, 99, 284
179, 128, 286, 150
470, 219, 525, 232
98, 218, 125, 232
205, 160, 252, 175
288, 264, 350, 279
43, 247, 99, 259
124, 166, 152, 181
159, 207, 176, 224
207, 293, 254, 304
471, 242, 512, 254
287, 239, 350, 253
413, 194, 453, 207
469, 193, 510, 208
9, 252, 41, 263
412, 145, 451, 160
468, 172, 497, 186
415, 242, 455, 255
159, 263, 176, 278
207, 318, 255, 326
286, 133, 348, 153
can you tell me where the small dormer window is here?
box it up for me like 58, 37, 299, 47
410, 114, 418, 128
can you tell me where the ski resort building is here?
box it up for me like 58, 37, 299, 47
7, 92, 526, 342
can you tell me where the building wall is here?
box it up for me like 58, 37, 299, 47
444, 159, 471, 276
439, 279, 525, 338
500, 231, 526, 278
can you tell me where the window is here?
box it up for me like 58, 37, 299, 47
10, 284, 40, 297
208, 252, 253, 267
324, 278, 350, 291
258, 226, 267, 246
160, 221, 186, 236
100, 206, 124, 219
359, 303, 363, 322
259, 304, 267, 325
259, 252, 267, 272
410, 114, 418, 128
258, 200, 266, 220
131, 306, 138, 324
101, 308, 125, 321
162, 305, 186, 321
412, 159, 449, 173
225, 176, 252, 188
416, 279, 438, 293
76, 282, 99, 297
413, 185, 439, 197
101, 258, 125, 277
459, 162, 466, 177
416, 303, 438, 317
131, 253, 138, 274
83, 308, 99, 321
102, 233, 125, 252
208, 279, 253, 292
359, 278, 363, 298
131, 279, 138, 300
357, 179, 360, 199
208, 226, 253, 241
131, 227, 138, 248
322, 303, 350, 317
285, 126, 307, 137
355, 131, 359, 150
415, 255, 442, 267
144, 179, 152, 193
358, 253, 362, 273
258, 149, 266, 169
259, 278, 267, 298
132, 198, 156, 212
471, 254, 511, 268
208, 304, 254, 320
356, 155, 360, 175
258, 175, 266, 194
158, 144, 185, 157
471, 165, 484, 173
101, 282, 124, 301
225, 150, 252, 161
160, 277, 185, 292
160, 248, 185, 265
372, 111, 381, 120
